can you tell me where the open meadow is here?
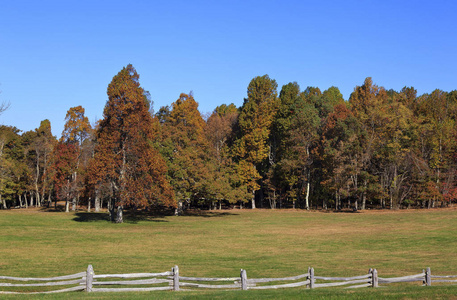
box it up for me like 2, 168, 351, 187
1, 207, 457, 299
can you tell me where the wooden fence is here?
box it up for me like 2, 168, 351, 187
1, 266, 456, 294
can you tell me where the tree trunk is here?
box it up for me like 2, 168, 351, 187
361, 180, 367, 210
335, 191, 338, 209
251, 191, 256, 209
35, 154, 40, 207
87, 197, 91, 212
71, 197, 76, 211
94, 192, 100, 212
115, 205, 123, 223
109, 199, 116, 222
305, 181, 310, 210
36, 192, 41, 207
337, 190, 343, 210
65, 200, 70, 212
174, 200, 183, 216
40, 191, 45, 207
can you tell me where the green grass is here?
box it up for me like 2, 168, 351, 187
1, 207, 457, 298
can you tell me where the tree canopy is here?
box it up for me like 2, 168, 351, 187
1, 70, 457, 220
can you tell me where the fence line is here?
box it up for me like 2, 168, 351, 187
1, 265, 455, 294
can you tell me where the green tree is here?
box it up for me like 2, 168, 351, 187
233, 75, 278, 208
205, 104, 250, 207
22, 120, 56, 208
0, 126, 25, 208
158, 93, 211, 214
270, 83, 320, 209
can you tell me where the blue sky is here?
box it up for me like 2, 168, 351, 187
0, 0, 456, 137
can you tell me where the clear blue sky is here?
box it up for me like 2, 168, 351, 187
0, 0, 456, 137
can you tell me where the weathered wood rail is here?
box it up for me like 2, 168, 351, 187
0, 265, 455, 294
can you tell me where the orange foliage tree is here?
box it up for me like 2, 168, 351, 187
90, 64, 175, 222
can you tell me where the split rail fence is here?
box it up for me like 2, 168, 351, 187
1, 265, 456, 294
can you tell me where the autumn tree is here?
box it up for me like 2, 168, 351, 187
205, 104, 250, 207
412, 89, 457, 208
374, 88, 416, 209
233, 75, 278, 208
348, 78, 389, 209
319, 104, 363, 209
62, 105, 92, 145
50, 142, 78, 211
53, 106, 94, 212
90, 64, 175, 222
206, 104, 238, 163
158, 93, 211, 214
22, 120, 56, 207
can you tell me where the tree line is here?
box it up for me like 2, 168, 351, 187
1, 65, 456, 222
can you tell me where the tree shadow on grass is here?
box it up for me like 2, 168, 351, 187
326, 209, 361, 213
123, 210, 170, 224
182, 209, 239, 218
73, 212, 111, 222
72, 211, 170, 223
39, 205, 65, 212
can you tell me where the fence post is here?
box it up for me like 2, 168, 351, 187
309, 267, 315, 289
425, 267, 431, 286
307, 267, 311, 288
173, 265, 180, 291
86, 264, 94, 292
240, 269, 247, 290
371, 269, 378, 288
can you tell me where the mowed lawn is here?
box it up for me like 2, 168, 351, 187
1, 207, 457, 299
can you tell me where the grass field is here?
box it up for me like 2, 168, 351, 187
1, 207, 457, 299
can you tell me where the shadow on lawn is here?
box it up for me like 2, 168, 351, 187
72, 210, 170, 223
182, 210, 239, 218
320, 208, 361, 214
72, 212, 111, 222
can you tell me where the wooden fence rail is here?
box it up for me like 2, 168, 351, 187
0, 265, 455, 294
